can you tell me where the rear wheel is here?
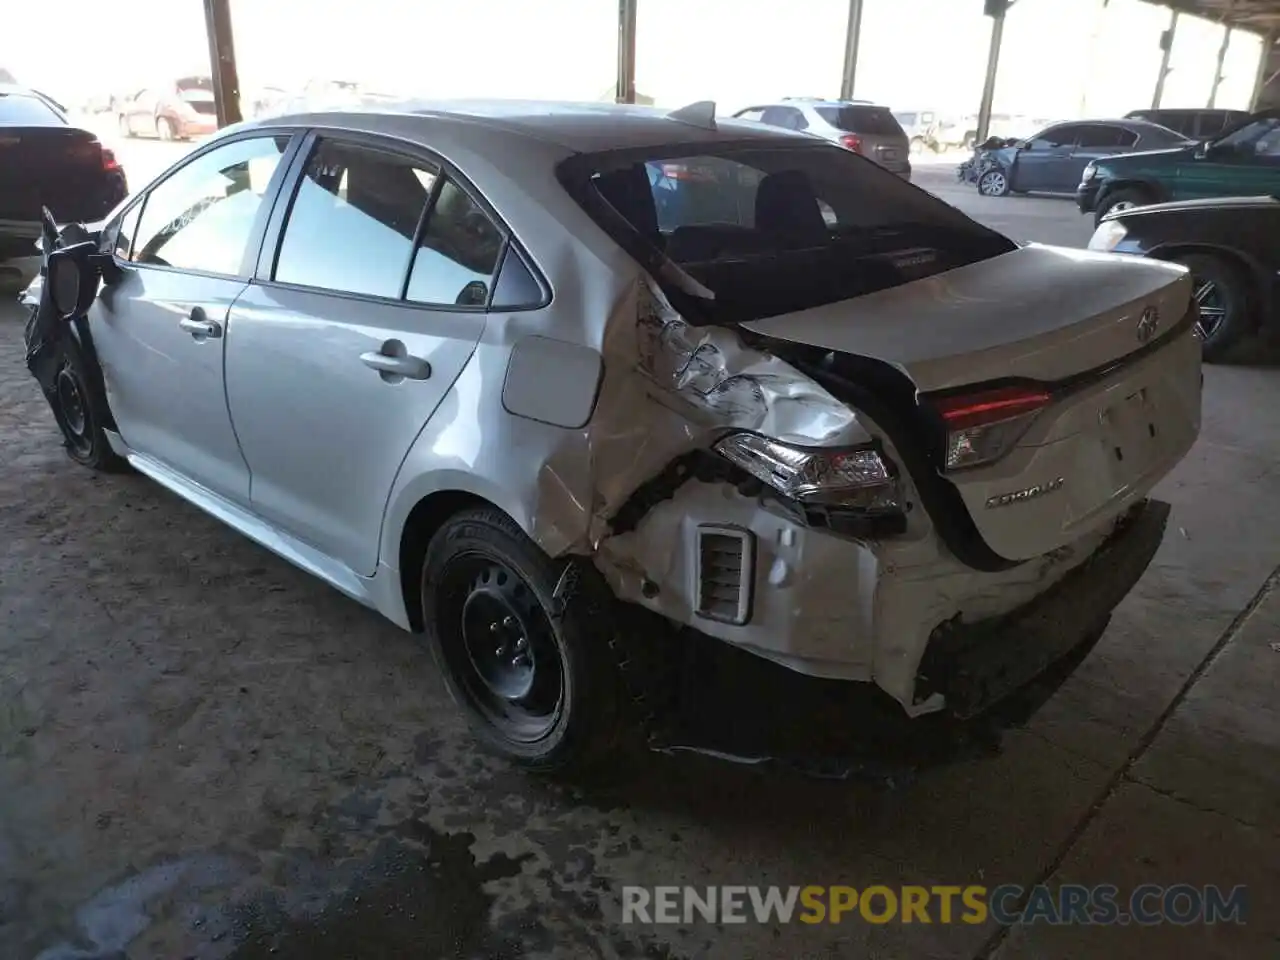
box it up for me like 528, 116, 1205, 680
156, 116, 177, 141
421, 507, 624, 774
978, 169, 1010, 197
117, 114, 132, 138
1172, 252, 1255, 363
1094, 187, 1153, 226
909, 137, 926, 155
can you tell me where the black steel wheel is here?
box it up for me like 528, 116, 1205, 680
49, 337, 128, 472
421, 507, 624, 773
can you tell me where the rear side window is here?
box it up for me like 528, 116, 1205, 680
132, 135, 288, 275
274, 139, 439, 298
1076, 125, 1137, 149
760, 106, 808, 131
405, 179, 504, 306
815, 105, 903, 136
0, 93, 63, 124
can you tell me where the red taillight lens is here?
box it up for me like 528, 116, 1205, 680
931, 385, 1053, 471
840, 133, 863, 153
101, 147, 121, 172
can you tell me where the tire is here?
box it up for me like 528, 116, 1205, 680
1171, 252, 1255, 363
421, 507, 624, 774
1094, 186, 1153, 227
156, 115, 176, 141
978, 168, 1011, 197
49, 335, 128, 472
909, 137, 925, 155
117, 113, 132, 138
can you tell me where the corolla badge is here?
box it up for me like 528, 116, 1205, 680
985, 477, 1065, 509
1136, 306, 1159, 344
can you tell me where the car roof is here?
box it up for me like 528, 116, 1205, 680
241, 99, 809, 153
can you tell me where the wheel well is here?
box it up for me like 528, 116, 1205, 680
397, 490, 491, 631
1102, 179, 1165, 204
1148, 244, 1265, 326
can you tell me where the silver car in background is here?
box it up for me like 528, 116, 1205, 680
733, 97, 912, 178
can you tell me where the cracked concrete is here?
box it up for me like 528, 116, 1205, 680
3, 217, 1280, 957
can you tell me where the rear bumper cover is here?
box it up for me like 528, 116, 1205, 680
915, 497, 1170, 719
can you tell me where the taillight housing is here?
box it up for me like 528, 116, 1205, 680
930, 384, 1053, 471
840, 133, 863, 153
101, 147, 121, 172
714, 433, 902, 512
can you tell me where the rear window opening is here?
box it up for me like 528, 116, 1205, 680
558, 140, 1017, 326
815, 105, 904, 136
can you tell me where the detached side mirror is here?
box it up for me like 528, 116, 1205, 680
46, 242, 102, 320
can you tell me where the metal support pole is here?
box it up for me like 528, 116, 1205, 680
1152, 9, 1178, 109
839, 0, 864, 100
616, 0, 638, 104
975, 8, 1007, 144
203, 0, 242, 128
1208, 21, 1233, 108
1249, 32, 1275, 111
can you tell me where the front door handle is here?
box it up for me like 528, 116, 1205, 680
179, 308, 221, 339
360, 350, 431, 381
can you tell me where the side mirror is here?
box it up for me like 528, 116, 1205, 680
46, 242, 102, 320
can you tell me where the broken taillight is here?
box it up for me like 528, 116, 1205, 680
931, 384, 1053, 471
840, 133, 863, 154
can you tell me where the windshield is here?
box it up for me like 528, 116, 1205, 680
1214, 115, 1280, 153
0, 92, 64, 125
558, 140, 1016, 326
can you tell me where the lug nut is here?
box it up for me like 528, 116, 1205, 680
514, 637, 527, 651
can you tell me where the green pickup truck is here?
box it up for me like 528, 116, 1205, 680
1077, 110, 1280, 225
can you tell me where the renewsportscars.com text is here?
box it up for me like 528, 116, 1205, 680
621, 884, 1248, 926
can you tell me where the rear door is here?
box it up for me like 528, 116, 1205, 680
223, 133, 498, 575
1066, 123, 1140, 189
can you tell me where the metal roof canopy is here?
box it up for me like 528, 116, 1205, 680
1164, 0, 1280, 30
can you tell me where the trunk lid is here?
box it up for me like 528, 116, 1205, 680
0, 125, 110, 220
741, 244, 1189, 392
743, 244, 1200, 561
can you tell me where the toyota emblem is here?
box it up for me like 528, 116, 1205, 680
1136, 306, 1159, 344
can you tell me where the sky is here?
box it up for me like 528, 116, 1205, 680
0, 0, 1264, 121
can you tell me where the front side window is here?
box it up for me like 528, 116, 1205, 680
1216, 116, 1280, 159
1076, 125, 1136, 149
274, 138, 439, 298
405, 179, 504, 306
131, 135, 289, 274
1030, 125, 1077, 149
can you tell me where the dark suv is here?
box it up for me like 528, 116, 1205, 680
1125, 108, 1251, 141
1078, 109, 1280, 224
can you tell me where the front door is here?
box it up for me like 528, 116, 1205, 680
1014, 124, 1080, 192
1177, 114, 1280, 200
224, 135, 500, 575
90, 133, 294, 503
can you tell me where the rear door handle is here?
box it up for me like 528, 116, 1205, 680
179, 308, 221, 339
360, 351, 431, 380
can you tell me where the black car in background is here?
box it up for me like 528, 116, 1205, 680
974, 118, 1189, 197
1087, 194, 1280, 361
1125, 108, 1252, 142
0, 84, 129, 261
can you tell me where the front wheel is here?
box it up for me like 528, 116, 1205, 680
1094, 187, 1153, 227
421, 507, 625, 773
49, 335, 128, 472
1172, 253, 1255, 363
978, 168, 1011, 197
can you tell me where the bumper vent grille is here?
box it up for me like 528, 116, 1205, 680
695, 526, 754, 625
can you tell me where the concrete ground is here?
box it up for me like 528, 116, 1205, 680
1, 139, 1278, 959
